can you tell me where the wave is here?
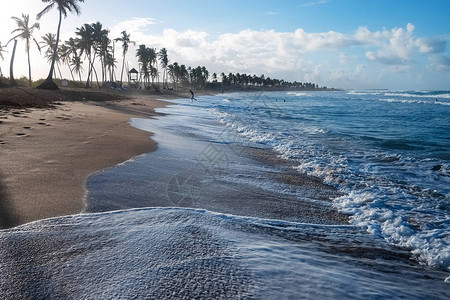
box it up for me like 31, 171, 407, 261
347, 91, 382, 95
1, 207, 449, 298
333, 190, 450, 273
384, 92, 450, 99
210, 93, 450, 276
286, 92, 313, 97
380, 98, 450, 106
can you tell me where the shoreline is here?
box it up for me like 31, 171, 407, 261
0, 93, 180, 229
0, 87, 340, 229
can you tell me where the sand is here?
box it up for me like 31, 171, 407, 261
0, 95, 169, 228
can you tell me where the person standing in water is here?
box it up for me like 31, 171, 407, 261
190, 89, 197, 101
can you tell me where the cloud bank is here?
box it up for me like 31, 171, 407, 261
112, 19, 449, 88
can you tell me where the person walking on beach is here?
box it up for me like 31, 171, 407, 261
190, 89, 197, 101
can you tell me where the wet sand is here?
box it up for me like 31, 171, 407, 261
0, 96, 169, 228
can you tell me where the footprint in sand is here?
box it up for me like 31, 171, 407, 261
38, 122, 47, 126
39, 118, 46, 121
0, 140, 5, 145
23, 126, 32, 130
16, 133, 27, 137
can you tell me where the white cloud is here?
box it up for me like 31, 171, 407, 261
359, 23, 416, 65
110, 17, 156, 37
430, 54, 450, 71
415, 38, 446, 54
339, 52, 356, 64
105, 20, 450, 87
301, 0, 329, 7
2, 14, 449, 89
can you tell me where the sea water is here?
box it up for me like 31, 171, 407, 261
1, 90, 449, 298
226, 90, 449, 268
156, 90, 450, 273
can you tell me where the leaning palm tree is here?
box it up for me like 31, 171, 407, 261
8, 14, 40, 87
115, 31, 135, 85
5, 39, 19, 86
0, 42, 7, 77
0, 43, 5, 61
36, 0, 84, 90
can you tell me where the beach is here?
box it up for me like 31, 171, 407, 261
0, 90, 449, 299
0, 90, 172, 228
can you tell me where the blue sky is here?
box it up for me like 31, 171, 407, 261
1, 0, 450, 89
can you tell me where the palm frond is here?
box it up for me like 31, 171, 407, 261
37, 3, 54, 20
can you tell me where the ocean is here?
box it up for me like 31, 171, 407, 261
1, 90, 449, 298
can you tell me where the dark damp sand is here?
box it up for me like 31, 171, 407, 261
0, 96, 169, 228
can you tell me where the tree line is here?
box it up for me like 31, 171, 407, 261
0, 0, 328, 91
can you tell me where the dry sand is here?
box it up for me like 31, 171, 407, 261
0, 96, 170, 228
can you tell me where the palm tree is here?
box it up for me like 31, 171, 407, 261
158, 48, 169, 89
104, 51, 117, 83
63, 37, 78, 81
91, 22, 109, 87
147, 47, 157, 86
136, 44, 150, 88
59, 44, 75, 81
167, 64, 175, 89
70, 55, 83, 82
9, 14, 40, 87
115, 31, 135, 85
0, 43, 5, 61
0, 42, 7, 77
40, 33, 62, 79
75, 23, 94, 87
6, 39, 19, 86
36, 0, 84, 90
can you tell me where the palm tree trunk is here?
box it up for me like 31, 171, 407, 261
27, 48, 32, 87
92, 65, 100, 88
100, 57, 104, 85
120, 54, 125, 84
9, 40, 18, 87
89, 53, 97, 87
85, 53, 92, 88
37, 10, 62, 90
68, 62, 75, 82
57, 63, 63, 80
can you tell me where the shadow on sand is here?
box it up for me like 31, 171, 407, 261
0, 172, 17, 229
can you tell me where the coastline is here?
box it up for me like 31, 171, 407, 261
0, 93, 175, 228
1, 90, 449, 298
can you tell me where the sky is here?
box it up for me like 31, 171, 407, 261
1, 0, 450, 90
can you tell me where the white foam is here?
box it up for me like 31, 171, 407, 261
286, 92, 313, 97
333, 190, 450, 273
1, 208, 448, 298
379, 98, 450, 106
347, 91, 382, 95
384, 92, 450, 99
